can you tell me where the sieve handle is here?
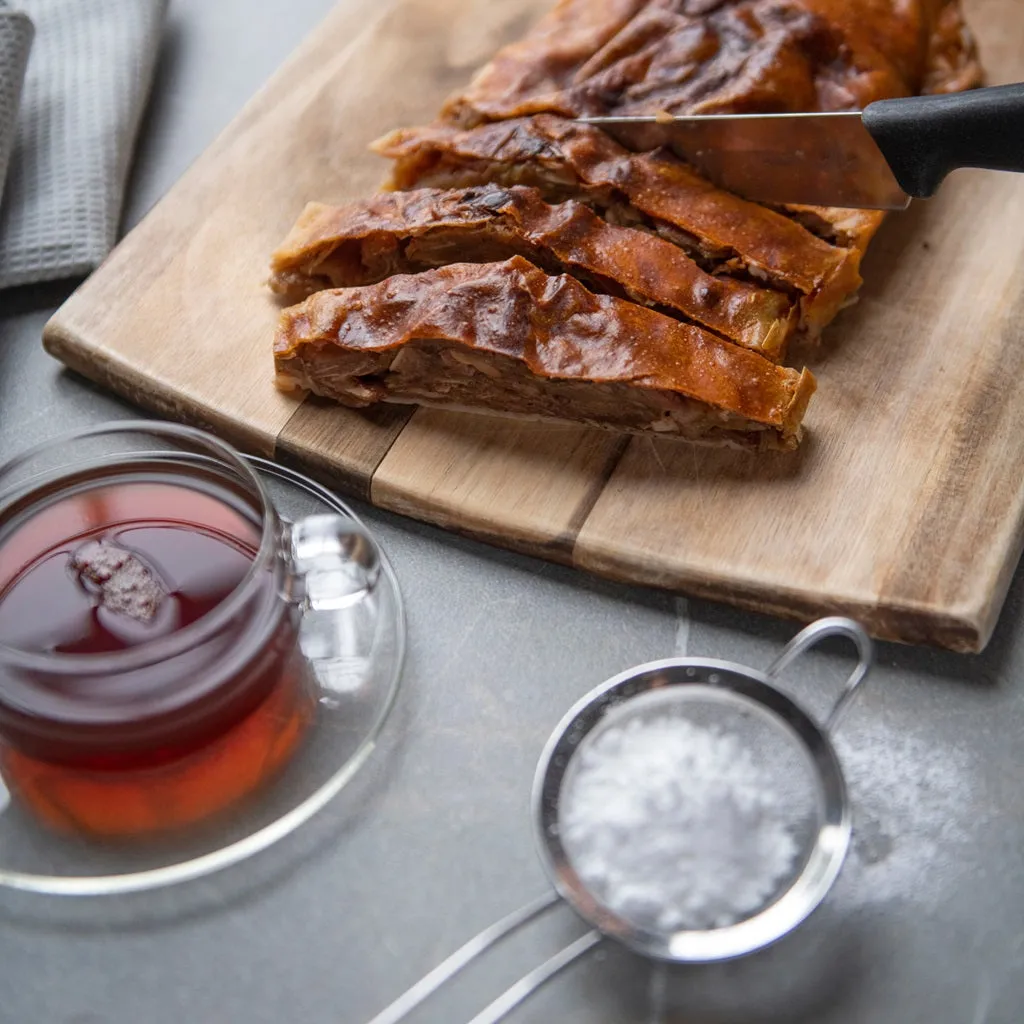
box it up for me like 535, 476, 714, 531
466, 931, 603, 1024
765, 617, 873, 733
364, 893, 561, 1024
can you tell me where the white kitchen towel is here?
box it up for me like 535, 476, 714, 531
0, 0, 167, 290
0, 2, 32, 212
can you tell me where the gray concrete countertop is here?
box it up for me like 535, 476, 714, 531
1, 2, 1022, 1021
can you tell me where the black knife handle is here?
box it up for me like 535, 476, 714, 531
862, 83, 1024, 199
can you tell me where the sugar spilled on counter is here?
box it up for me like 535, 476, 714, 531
560, 715, 801, 931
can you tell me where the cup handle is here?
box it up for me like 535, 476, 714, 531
286, 514, 381, 611
764, 617, 874, 733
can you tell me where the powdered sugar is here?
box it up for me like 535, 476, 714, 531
560, 713, 802, 931
835, 720, 982, 904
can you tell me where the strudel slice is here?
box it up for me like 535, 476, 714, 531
274, 256, 816, 451
269, 184, 797, 360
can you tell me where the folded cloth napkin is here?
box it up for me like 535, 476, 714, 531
0, 0, 167, 291
0, 2, 32, 211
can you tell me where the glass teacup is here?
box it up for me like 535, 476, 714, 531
0, 422, 379, 840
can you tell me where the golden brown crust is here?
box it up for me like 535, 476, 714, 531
923, 0, 984, 94
440, 0, 982, 128
777, 204, 887, 252
427, 0, 981, 267
442, 0, 649, 128
269, 185, 797, 359
274, 257, 816, 448
372, 115, 862, 336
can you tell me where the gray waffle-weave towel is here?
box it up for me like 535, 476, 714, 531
0, 0, 167, 291
0, 3, 32, 212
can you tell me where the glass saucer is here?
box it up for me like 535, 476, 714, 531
0, 458, 405, 896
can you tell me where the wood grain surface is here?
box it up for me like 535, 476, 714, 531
43, 0, 1024, 651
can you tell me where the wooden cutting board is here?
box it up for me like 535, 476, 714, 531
43, 0, 1024, 652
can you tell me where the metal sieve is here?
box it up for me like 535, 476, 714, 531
367, 617, 873, 1024
535, 616, 871, 963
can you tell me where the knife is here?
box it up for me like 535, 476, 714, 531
578, 82, 1024, 210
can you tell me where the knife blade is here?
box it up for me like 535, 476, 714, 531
578, 83, 1024, 211
579, 111, 908, 210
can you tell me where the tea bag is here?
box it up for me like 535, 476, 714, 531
70, 540, 166, 623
